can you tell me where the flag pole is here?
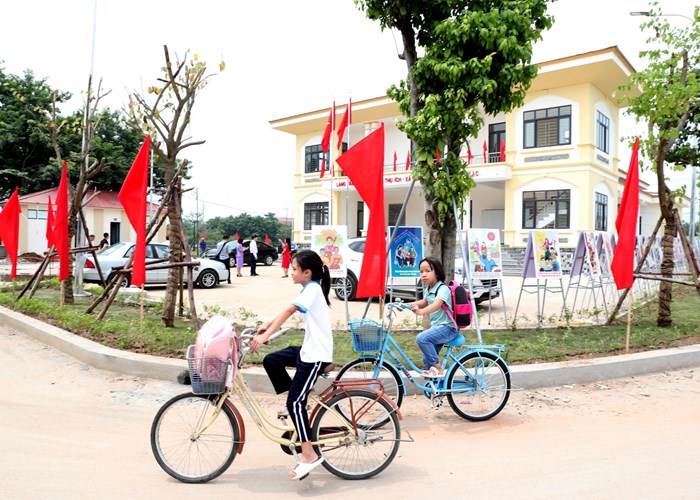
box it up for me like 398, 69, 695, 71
329, 98, 335, 224
343, 94, 351, 323
625, 290, 633, 352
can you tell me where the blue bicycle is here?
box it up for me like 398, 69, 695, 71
335, 301, 511, 421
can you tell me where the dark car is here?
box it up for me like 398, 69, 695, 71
204, 240, 279, 266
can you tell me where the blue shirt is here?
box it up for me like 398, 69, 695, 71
423, 282, 453, 327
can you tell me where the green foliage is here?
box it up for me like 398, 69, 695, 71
357, 0, 552, 225
199, 212, 289, 244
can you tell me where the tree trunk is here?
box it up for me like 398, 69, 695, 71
657, 212, 675, 327
60, 212, 78, 305
424, 196, 457, 277
161, 194, 182, 327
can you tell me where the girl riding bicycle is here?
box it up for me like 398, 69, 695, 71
408, 257, 458, 378
250, 249, 333, 480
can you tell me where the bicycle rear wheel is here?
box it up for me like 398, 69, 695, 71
151, 392, 241, 483
312, 390, 401, 480
446, 351, 511, 421
335, 358, 404, 409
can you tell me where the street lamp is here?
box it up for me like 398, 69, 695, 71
630, 9, 698, 246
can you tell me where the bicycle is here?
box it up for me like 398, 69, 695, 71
151, 327, 407, 483
335, 301, 511, 422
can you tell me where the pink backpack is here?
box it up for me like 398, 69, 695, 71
194, 316, 237, 382
439, 280, 472, 329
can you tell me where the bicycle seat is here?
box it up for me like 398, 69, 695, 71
444, 334, 465, 347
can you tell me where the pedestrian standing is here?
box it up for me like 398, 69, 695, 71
235, 237, 245, 277
214, 235, 233, 284
249, 234, 259, 276
199, 237, 207, 256
279, 237, 291, 278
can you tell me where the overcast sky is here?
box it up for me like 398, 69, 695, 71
0, 0, 695, 219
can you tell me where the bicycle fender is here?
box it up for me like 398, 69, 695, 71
223, 399, 246, 454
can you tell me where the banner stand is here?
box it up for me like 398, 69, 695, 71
563, 232, 609, 321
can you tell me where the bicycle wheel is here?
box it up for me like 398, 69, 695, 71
151, 392, 241, 483
446, 351, 511, 421
335, 358, 404, 410
312, 390, 401, 480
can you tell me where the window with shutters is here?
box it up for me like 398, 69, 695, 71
523, 105, 571, 149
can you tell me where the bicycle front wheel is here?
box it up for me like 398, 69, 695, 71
151, 392, 241, 483
446, 351, 511, 421
312, 390, 401, 480
335, 358, 404, 409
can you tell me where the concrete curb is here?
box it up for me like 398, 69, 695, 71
2, 305, 700, 392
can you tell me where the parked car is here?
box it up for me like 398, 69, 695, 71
83, 242, 229, 289
204, 240, 279, 266
333, 237, 500, 303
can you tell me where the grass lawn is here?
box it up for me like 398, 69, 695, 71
1, 279, 698, 367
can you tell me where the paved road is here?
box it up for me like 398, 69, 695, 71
3, 322, 699, 498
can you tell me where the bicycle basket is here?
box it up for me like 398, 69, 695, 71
348, 319, 383, 352
186, 344, 230, 394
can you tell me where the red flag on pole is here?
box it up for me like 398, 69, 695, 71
319, 158, 326, 179
0, 187, 22, 279
611, 138, 640, 290
321, 102, 335, 153
234, 232, 239, 240
393, 150, 397, 172
46, 196, 54, 249
467, 146, 473, 165
118, 135, 151, 288
336, 99, 352, 151
482, 140, 488, 163
436, 148, 441, 163
405, 150, 411, 171
499, 141, 506, 162
336, 124, 386, 298
53, 161, 70, 282
264, 233, 271, 245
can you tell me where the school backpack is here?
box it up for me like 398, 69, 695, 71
439, 280, 472, 328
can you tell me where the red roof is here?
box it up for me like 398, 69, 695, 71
14, 188, 158, 210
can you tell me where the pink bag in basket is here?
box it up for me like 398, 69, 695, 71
194, 316, 237, 383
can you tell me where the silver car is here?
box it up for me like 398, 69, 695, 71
83, 241, 229, 289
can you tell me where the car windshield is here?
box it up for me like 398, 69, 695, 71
98, 242, 128, 256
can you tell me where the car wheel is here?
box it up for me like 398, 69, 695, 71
264, 255, 274, 266
197, 270, 218, 289
108, 272, 131, 288
334, 274, 357, 301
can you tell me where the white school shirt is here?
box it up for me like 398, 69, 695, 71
292, 281, 333, 363
249, 239, 258, 258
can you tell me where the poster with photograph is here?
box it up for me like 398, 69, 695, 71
311, 225, 347, 278
597, 232, 614, 276
467, 228, 503, 279
389, 226, 423, 278
533, 230, 562, 279
583, 232, 601, 277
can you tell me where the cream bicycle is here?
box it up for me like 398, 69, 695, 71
150, 328, 405, 483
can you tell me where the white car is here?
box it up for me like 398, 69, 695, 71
333, 237, 500, 303
83, 241, 229, 289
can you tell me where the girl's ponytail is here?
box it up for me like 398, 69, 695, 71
320, 264, 331, 306
293, 249, 332, 306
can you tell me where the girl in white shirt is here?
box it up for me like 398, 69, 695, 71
251, 249, 333, 480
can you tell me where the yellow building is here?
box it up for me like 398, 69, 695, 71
271, 46, 652, 248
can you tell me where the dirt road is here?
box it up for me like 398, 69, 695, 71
2, 323, 699, 498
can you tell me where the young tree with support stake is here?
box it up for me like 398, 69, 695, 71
355, 0, 553, 274
618, 3, 700, 327
126, 46, 223, 327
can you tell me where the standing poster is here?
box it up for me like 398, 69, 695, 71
389, 226, 423, 278
597, 232, 614, 275
312, 225, 347, 278
467, 228, 503, 279
533, 230, 562, 279
583, 232, 601, 277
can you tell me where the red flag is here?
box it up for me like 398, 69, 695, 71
436, 148, 441, 163
393, 150, 397, 172
321, 101, 335, 153
611, 138, 640, 290
405, 150, 411, 171
336, 99, 352, 150
336, 124, 385, 298
46, 196, 54, 249
483, 140, 488, 163
235, 232, 239, 240
467, 146, 473, 165
319, 158, 326, 179
499, 141, 506, 162
118, 135, 151, 288
0, 187, 22, 279
53, 161, 70, 282
264, 233, 271, 245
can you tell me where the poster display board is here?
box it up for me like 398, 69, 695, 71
311, 225, 347, 278
466, 228, 503, 279
597, 232, 614, 275
583, 232, 601, 277
388, 226, 423, 278
522, 230, 561, 279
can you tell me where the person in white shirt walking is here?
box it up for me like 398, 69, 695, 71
214, 235, 236, 284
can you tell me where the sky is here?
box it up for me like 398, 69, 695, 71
0, 0, 696, 220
